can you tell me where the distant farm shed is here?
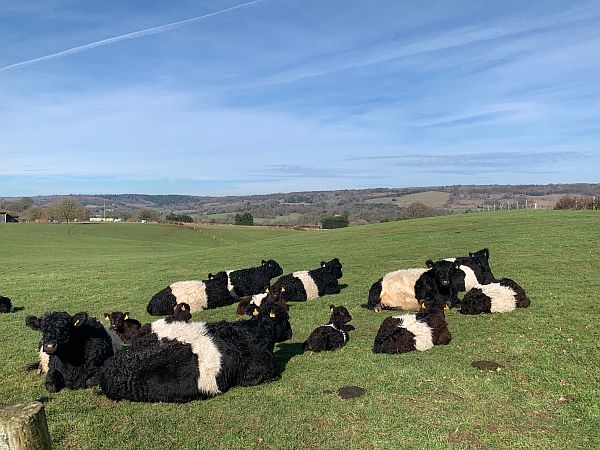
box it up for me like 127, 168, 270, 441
0, 212, 18, 223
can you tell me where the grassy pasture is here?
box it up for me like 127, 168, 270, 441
1, 211, 599, 449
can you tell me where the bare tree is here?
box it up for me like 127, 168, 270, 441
53, 198, 80, 223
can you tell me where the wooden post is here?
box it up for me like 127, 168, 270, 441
0, 402, 52, 450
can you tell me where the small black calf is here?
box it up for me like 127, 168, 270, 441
303, 305, 352, 352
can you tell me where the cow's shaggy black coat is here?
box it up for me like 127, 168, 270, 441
460, 278, 530, 315
272, 258, 343, 302
25, 311, 119, 392
147, 271, 236, 316
372, 301, 452, 354
99, 300, 292, 403
225, 259, 284, 297
414, 260, 463, 307
303, 305, 352, 352
103, 311, 142, 343
0, 295, 12, 313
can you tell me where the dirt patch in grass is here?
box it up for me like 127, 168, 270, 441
471, 360, 503, 371
338, 386, 365, 399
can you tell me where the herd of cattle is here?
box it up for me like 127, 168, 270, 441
1, 249, 530, 403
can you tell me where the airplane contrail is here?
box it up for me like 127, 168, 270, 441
0, 0, 268, 73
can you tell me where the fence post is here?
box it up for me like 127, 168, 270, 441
0, 402, 52, 450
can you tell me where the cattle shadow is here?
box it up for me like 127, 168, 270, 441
274, 342, 304, 375
338, 283, 349, 291
12, 306, 25, 312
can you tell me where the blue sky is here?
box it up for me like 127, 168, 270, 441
1, 0, 599, 196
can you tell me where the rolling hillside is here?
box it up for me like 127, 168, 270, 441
1, 211, 598, 449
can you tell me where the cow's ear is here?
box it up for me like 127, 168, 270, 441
208, 273, 214, 279
482, 248, 490, 259
124, 312, 129, 320
329, 304, 335, 313
103, 313, 110, 321
250, 306, 259, 317
72, 312, 88, 327
426, 259, 434, 268
321, 261, 326, 267
262, 260, 267, 265
25, 315, 41, 330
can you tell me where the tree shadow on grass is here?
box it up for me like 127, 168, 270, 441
274, 342, 304, 376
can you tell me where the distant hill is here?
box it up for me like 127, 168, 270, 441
1, 183, 598, 226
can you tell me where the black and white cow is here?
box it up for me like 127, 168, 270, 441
25, 311, 122, 392
0, 295, 12, 313
367, 268, 428, 311
303, 305, 352, 352
445, 248, 496, 292
99, 300, 292, 403
221, 259, 284, 298
272, 258, 343, 302
147, 271, 236, 316
460, 278, 530, 315
372, 300, 452, 354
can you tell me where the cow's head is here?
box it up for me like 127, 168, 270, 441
469, 248, 495, 282
207, 271, 228, 282
247, 301, 292, 343
26, 311, 88, 355
103, 311, 129, 333
321, 258, 343, 279
261, 259, 284, 278
329, 304, 352, 324
172, 303, 192, 323
425, 259, 460, 289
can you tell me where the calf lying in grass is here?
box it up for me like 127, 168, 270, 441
103, 311, 142, 343
272, 258, 343, 302
368, 259, 462, 312
303, 305, 352, 352
236, 285, 287, 315
367, 268, 428, 311
147, 271, 236, 316
372, 300, 452, 354
26, 311, 122, 392
220, 259, 284, 297
460, 278, 530, 314
99, 300, 292, 402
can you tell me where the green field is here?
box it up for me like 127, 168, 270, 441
1, 211, 599, 449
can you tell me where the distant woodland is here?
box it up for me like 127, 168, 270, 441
2, 183, 598, 226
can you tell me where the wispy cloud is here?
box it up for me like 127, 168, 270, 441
343, 150, 591, 168
253, 6, 599, 86
253, 164, 378, 180
0, 0, 268, 73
